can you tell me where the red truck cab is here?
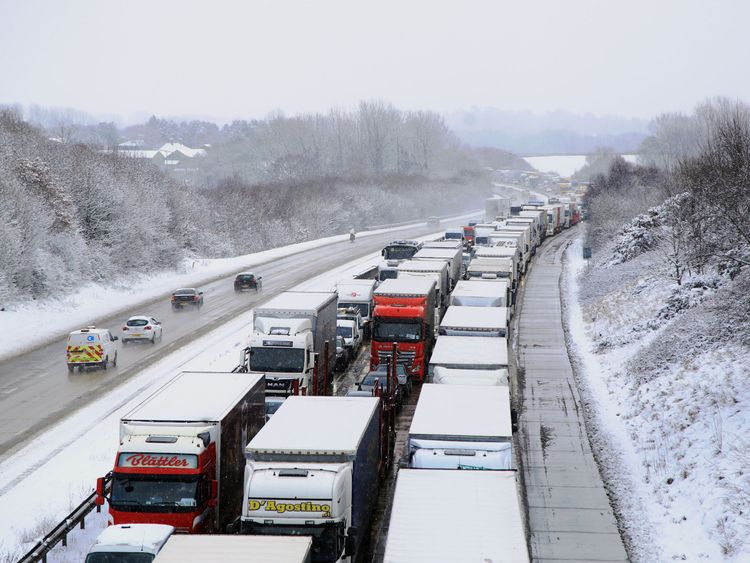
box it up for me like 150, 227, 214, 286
462, 226, 475, 245
371, 278, 437, 381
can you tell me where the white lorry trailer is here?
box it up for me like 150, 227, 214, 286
472, 247, 520, 288
412, 247, 462, 290
241, 397, 381, 563
247, 291, 338, 396
428, 335, 508, 376
86, 524, 174, 563
496, 224, 532, 272
466, 258, 517, 293
438, 305, 508, 337
406, 384, 513, 470
422, 240, 463, 251
336, 279, 377, 339
397, 259, 450, 310
432, 366, 509, 386
101, 372, 266, 534
154, 535, 313, 563
450, 279, 513, 314
383, 470, 529, 563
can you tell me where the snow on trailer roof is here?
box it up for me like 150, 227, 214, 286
432, 366, 509, 386
256, 291, 337, 312
413, 248, 459, 259
90, 524, 174, 553
123, 372, 264, 422
336, 280, 376, 299
452, 280, 509, 297
429, 335, 508, 368
384, 470, 529, 563
154, 535, 312, 563
422, 240, 462, 249
397, 260, 448, 273
410, 384, 512, 439
440, 306, 507, 330
374, 277, 436, 296
246, 396, 379, 457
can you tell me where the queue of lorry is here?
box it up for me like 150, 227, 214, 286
85, 202, 582, 562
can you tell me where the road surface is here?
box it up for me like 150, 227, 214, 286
0, 219, 472, 460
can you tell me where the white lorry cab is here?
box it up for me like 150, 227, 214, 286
432, 366, 509, 386
439, 305, 508, 337
428, 335, 508, 376
336, 279, 377, 337
86, 524, 174, 563
66, 326, 119, 372
406, 384, 513, 470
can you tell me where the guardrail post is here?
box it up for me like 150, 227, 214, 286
61, 532, 67, 547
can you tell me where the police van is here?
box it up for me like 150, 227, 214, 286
66, 326, 118, 372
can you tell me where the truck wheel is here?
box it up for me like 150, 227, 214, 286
102, 357, 108, 370
67, 364, 74, 373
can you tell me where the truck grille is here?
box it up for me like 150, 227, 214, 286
377, 349, 416, 366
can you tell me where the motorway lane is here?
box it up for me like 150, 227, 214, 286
0, 220, 472, 458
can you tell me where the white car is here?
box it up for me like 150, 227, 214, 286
121, 315, 163, 344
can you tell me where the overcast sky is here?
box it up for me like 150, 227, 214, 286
1, 0, 749, 123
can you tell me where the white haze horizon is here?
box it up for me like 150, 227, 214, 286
2, 0, 749, 124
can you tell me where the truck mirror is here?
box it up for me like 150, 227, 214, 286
95, 477, 106, 505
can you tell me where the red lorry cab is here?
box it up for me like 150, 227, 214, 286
371, 278, 437, 381
462, 226, 475, 245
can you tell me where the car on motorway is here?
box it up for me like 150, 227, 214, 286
66, 326, 118, 372
121, 315, 163, 344
170, 288, 203, 310
234, 272, 262, 292
358, 364, 412, 405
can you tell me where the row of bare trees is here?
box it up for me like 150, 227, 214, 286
586, 98, 750, 285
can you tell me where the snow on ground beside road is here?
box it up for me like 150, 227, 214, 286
0, 214, 476, 363
563, 234, 750, 561
0, 232, 443, 562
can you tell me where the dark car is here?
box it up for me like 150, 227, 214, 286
171, 288, 203, 310
358, 364, 413, 406
234, 272, 262, 293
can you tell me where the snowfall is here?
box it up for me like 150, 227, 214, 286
0, 219, 458, 562
562, 230, 750, 561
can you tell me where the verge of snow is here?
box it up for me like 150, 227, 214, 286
0, 214, 475, 362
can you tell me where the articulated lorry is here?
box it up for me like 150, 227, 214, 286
383, 470, 529, 563
396, 259, 450, 310
371, 278, 437, 381
154, 535, 313, 563
405, 384, 513, 470
241, 396, 381, 563
245, 292, 338, 396
99, 372, 266, 533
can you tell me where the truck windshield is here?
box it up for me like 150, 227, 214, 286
110, 474, 200, 513
249, 347, 305, 372
338, 302, 369, 317
85, 554, 155, 563
444, 232, 462, 240
373, 320, 422, 342
243, 521, 343, 563
383, 246, 416, 260
337, 326, 353, 338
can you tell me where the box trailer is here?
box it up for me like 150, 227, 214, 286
154, 535, 313, 563
242, 397, 381, 563
450, 279, 512, 312
438, 305, 508, 337
412, 247, 462, 290
432, 366, 509, 386
406, 384, 513, 470
383, 470, 529, 562
428, 335, 508, 376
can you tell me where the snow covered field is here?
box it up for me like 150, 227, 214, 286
563, 233, 750, 561
0, 231, 444, 562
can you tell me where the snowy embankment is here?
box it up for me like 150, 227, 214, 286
563, 232, 750, 561
0, 229, 443, 562
0, 214, 474, 363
